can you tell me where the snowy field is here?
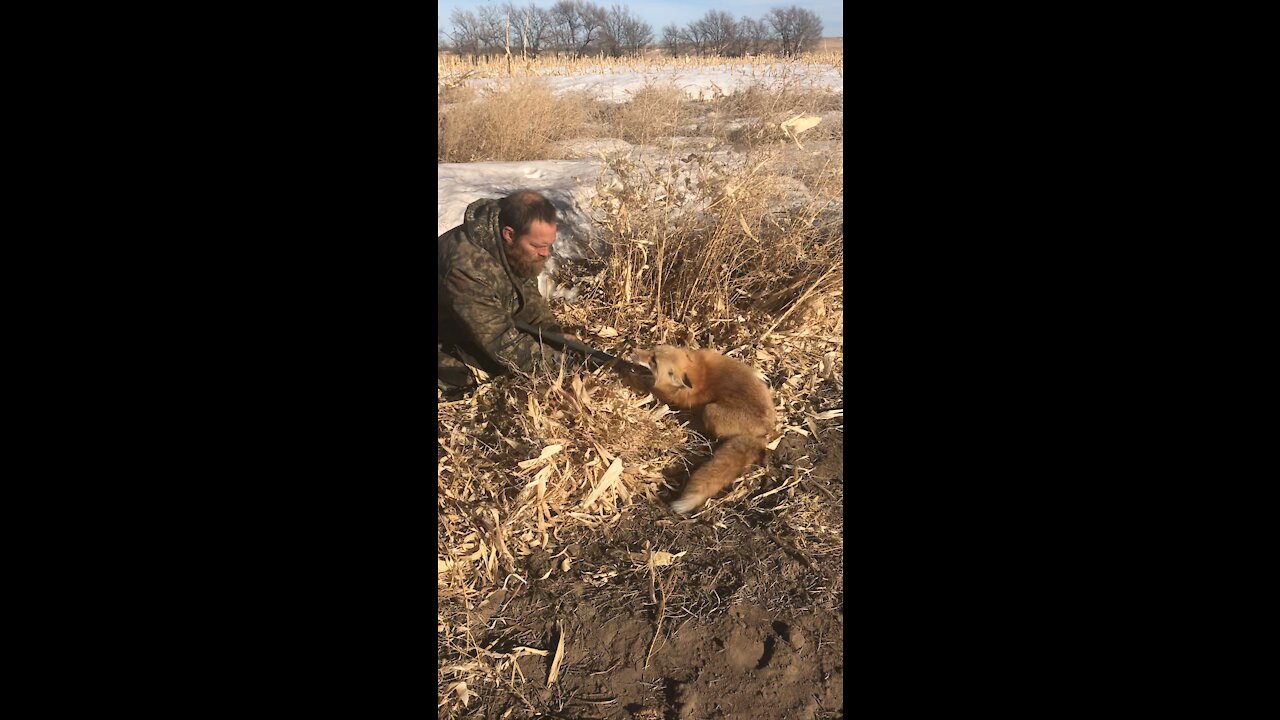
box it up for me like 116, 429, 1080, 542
445, 62, 843, 103
437, 159, 606, 299
436, 160, 602, 254
438, 57, 843, 299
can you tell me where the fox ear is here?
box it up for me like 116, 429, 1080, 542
682, 372, 693, 389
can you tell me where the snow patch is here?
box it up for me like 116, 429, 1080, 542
449, 63, 843, 103
548, 138, 634, 159
438, 159, 609, 300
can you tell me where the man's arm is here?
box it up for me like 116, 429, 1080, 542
518, 277, 563, 331
450, 269, 563, 373
517, 275, 584, 341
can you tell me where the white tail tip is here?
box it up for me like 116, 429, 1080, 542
670, 495, 703, 516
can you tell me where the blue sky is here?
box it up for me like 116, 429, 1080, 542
438, 1, 843, 39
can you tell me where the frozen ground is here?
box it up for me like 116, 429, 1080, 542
437, 60, 844, 720
438, 160, 606, 300
447, 62, 843, 102
438, 62, 842, 300
436, 146, 761, 277
437, 159, 603, 258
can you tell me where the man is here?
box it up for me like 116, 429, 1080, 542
438, 190, 577, 390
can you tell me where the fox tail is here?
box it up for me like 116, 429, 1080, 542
670, 434, 764, 516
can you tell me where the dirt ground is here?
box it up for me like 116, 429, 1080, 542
442, 430, 844, 719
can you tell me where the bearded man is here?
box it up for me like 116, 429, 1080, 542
438, 190, 577, 390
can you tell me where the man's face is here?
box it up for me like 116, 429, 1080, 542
502, 219, 556, 279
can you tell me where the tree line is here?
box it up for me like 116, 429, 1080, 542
441, 2, 825, 59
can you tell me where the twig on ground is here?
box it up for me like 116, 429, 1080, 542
644, 570, 670, 670
547, 619, 566, 687
766, 528, 819, 573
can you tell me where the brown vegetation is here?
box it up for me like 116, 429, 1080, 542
439, 79, 590, 163
438, 50, 843, 78
438, 51, 843, 719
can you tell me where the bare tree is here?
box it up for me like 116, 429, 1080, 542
600, 4, 652, 57
793, 7, 824, 53
619, 12, 653, 56
448, 8, 485, 58
447, 2, 784, 60
792, 6, 823, 54
507, 1, 553, 57
476, 3, 509, 54
550, 0, 607, 57
686, 10, 738, 56
600, 4, 627, 56
549, 0, 581, 55
577, 1, 608, 56
737, 17, 768, 56
662, 22, 682, 57
766, 6, 823, 57
682, 19, 707, 56
765, 7, 794, 57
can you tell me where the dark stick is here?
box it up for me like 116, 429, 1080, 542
514, 320, 653, 376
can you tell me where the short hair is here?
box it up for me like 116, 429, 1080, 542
498, 190, 557, 238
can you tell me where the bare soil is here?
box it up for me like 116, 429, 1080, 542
447, 432, 843, 719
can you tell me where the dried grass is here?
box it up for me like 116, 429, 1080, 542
591, 143, 842, 330
438, 51, 844, 80
438, 288, 843, 718
438, 319, 842, 714
439, 78, 590, 163
593, 82, 692, 147
437, 54, 843, 718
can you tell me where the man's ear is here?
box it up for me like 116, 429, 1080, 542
501, 226, 515, 244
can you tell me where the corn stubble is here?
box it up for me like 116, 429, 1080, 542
438, 51, 843, 718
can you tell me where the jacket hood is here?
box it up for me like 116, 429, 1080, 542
463, 197, 504, 259
460, 196, 527, 298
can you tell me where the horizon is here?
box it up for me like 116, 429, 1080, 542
437, 0, 843, 40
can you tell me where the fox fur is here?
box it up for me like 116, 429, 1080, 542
633, 344, 776, 515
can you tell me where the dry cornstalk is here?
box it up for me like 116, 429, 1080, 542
644, 571, 671, 669
547, 619, 566, 687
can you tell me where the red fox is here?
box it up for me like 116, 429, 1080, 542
632, 345, 777, 515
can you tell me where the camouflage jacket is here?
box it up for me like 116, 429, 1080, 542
438, 198, 565, 376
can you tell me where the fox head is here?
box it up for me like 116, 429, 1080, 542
632, 345, 695, 392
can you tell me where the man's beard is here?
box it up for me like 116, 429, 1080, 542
507, 253, 547, 279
